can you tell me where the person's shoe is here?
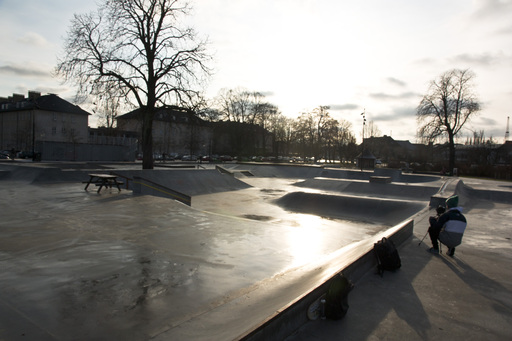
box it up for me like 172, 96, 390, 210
448, 247, 455, 257
428, 247, 439, 254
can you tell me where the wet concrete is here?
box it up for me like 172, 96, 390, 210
286, 177, 512, 341
0, 162, 449, 340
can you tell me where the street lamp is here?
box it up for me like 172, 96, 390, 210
361, 109, 367, 145
360, 109, 366, 170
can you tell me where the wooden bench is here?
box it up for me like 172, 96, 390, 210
84, 173, 123, 193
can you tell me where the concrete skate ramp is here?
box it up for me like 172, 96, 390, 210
275, 191, 426, 225
119, 169, 252, 196
227, 163, 440, 183
454, 178, 512, 204
228, 164, 367, 180
229, 164, 331, 178
0, 164, 92, 183
295, 178, 440, 200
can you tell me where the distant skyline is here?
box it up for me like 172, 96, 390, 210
1, 0, 511, 143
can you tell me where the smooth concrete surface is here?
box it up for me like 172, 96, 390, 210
239, 219, 415, 341
1, 161, 510, 340
286, 177, 512, 341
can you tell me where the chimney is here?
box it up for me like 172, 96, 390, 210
28, 91, 41, 100
11, 93, 25, 102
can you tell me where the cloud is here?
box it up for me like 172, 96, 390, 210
328, 104, 359, 111
373, 106, 417, 122
258, 91, 275, 97
0, 64, 50, 77
413, 57, 437, 66
17, 32, 50, 47
369, 92, 421, 100
448, 52, 506, 66
473, 116, 499, 126
465, 117, 505, 140
386, 77, 406, 87
472, 0, 512, 20
496, 24, 512, 35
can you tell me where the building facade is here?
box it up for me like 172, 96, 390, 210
0, 91, 90, 153
117, 106, 213, 157
117, 107, 274, 159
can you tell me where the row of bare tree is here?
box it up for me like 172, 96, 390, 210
197, 89, 359, 161
56, 0, 481, 170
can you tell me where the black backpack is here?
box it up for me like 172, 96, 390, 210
374, 237, 401, 276
324, 274, 354, 320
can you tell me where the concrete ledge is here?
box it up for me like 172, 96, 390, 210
132, 175, 192, 206
429, 178, 462, 207
429, 194, 448, 208
216, 165, 254, 177
156, 164, 197, 169
239, 219, 414, 341
369, 176, 392, 183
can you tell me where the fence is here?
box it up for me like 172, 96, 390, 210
35, 140, 137, 161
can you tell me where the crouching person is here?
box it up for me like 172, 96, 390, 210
428, 195, 467, 257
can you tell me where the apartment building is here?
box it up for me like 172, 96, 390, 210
0, 91, 90, 153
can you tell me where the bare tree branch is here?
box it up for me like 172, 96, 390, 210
416, 69, 481, 174
56, 0, 211, 169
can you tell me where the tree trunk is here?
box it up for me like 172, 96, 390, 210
141, 108, 154, 169
448, 131, 455, 176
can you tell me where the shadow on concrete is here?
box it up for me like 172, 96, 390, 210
292, 233, 434, 341
441, 255, 512, 316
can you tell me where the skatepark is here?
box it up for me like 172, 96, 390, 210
1, 161, 511, 340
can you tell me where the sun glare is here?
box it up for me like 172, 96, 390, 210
285, 214, 325, 268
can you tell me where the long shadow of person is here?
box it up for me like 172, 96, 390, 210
316, 237, 434, 341
440, 255, 512, 316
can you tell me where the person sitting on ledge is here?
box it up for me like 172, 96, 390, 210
428, 195, 467, 257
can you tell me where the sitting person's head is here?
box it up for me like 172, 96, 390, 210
446, 195, 459, 209
436, 205, 446, 215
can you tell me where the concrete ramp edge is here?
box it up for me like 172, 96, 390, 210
238, 219, 414, 341
430, 178, 512, 207
132, 175, 192, 206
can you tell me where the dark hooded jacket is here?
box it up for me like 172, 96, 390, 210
434, 206, 467, 248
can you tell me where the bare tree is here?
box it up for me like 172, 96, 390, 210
293, 111, 318, 160
320, 117, 339, 162
253, 100, 279, 154
215, 88, 254, 123
198, 107, 221, 122
311, 106, 332, 161
417, 69, 480, 175
336, 119, 356, 162
92, 82, 124, 130
267, 113, 294, 156
56, 0, 210, 169
366, 120, 381, 138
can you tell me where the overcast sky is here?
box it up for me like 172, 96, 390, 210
1, 0, 511, 143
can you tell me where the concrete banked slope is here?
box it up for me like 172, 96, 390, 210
0, 162, 450, 340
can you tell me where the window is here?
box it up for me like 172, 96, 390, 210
52, 127, 57, 135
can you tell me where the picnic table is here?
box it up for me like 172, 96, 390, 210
84, 173, 123, 193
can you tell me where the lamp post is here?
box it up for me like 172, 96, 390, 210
360, 109, 366, 171
32, 111, 35, 156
